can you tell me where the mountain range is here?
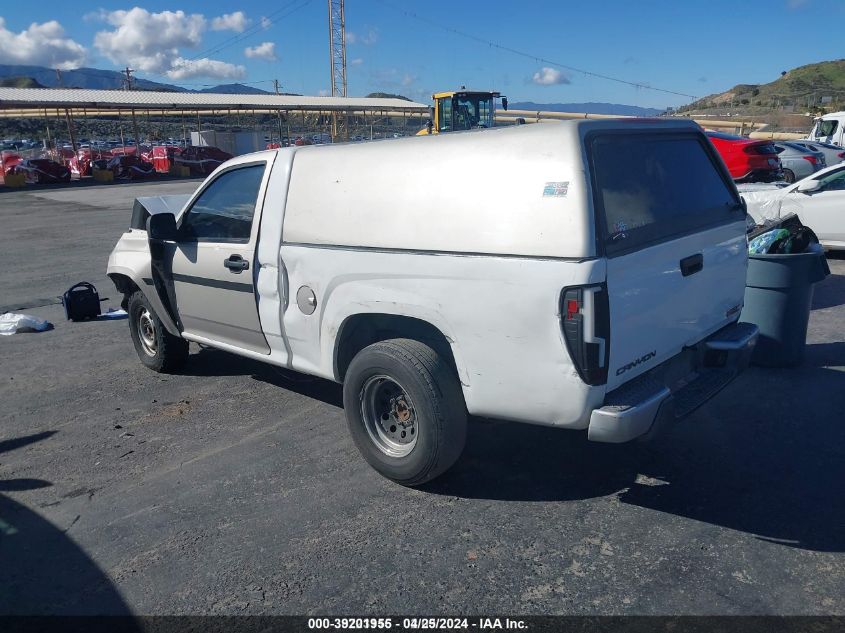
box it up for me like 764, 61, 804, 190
508, 102, 664, 116
0, 64, 277, 94
0, 66, 668, 114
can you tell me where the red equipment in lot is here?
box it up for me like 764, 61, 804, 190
106, 155, 156, 180
1, 150, 22, 175
175, 146, 233, 176
149, 145, 183, 173
704, 130, 783, 182
9, 159, 71, 183
69, 148, 113, 177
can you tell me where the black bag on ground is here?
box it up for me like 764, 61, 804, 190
62, 282, 102, 321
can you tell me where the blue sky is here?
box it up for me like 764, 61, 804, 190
1, 0, 843, 107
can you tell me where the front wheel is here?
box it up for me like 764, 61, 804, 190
343, 339, 467, 486
127, 291, 188, 373
783, 168, 795, 183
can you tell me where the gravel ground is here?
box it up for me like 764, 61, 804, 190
1, 181, 843, 616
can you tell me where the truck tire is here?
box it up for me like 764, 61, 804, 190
127, 291, 188, 373
343, 338, 467, 486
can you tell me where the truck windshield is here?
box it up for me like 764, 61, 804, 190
591, 133, 739, 256
452, 95, 495, 130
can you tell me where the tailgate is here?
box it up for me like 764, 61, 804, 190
605, 223, 747, 390
589, 131, 748, 391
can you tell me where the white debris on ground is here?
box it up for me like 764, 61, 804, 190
0, 312, 52, 335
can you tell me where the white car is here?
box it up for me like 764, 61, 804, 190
741, 162, 845, 250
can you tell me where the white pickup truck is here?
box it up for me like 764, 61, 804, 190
107, 120, 758, 485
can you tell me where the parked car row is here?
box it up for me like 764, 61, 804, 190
704, 131, 783, 182
704, 130, 844, 184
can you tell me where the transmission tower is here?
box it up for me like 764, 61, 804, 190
328, 0, 348, 139
328, 0, 347, 97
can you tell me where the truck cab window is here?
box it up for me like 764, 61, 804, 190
438, 98, 453, 132
454, 98, 477, 130
179, 164, 264, 242
454, 95, 495, 129
817, 120, 838, 138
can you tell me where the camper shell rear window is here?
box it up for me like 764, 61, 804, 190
588, 131, 740, 256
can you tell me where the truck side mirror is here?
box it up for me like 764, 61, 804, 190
502, 97, 508, 111
796, 179, 822, 194
147, 212, 177, 241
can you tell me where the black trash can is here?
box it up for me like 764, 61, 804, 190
740, 242, 830, 367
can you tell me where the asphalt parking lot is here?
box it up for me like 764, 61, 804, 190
1, 180, 843, 616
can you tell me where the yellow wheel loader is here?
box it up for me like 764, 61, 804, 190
417, 89, 508, 135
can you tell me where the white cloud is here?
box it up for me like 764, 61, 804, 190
166, 57, 246, 80
0, 17, 86, 70
531, 67, 570, 86
93, 8, 206, 73
370, 68, 417, 91
212, 11, 250, 33
244, 41, 277, 61
318, 89, 329, 96
347, 28, 378, 46
260, 16, 272, 29
350, 57, 363, 66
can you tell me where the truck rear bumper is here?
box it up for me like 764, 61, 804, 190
587, 321, 758, 443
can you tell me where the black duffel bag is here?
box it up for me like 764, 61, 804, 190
62, 282, 102, 321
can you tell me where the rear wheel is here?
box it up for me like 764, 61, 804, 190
783, 168, 795, 183
343, 338, 467, 486
127, 291, 188, 373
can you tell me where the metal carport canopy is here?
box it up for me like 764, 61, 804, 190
0, 88, 429, 113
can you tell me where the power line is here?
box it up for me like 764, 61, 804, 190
373, 0, 699, 101
187, 0, 313, 61
139, 0, 313, 88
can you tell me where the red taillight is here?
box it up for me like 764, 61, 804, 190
838, 152, 845, 159
561, 285, 610, 386
803, 155, 818, 165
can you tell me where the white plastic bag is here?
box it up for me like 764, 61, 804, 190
0, 312, 53, 335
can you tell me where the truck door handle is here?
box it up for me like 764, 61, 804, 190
680, 253, 703, 277
223, 254, 249, 273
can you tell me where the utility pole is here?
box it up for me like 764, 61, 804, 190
54, 68, 79, 153
43, 108, 52, 150
274, 79, 285, 145
328, 0, 348, 140
123, 67, 142, 150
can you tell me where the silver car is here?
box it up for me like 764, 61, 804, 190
789, 140, 845, 168
774, 142, 826, 183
